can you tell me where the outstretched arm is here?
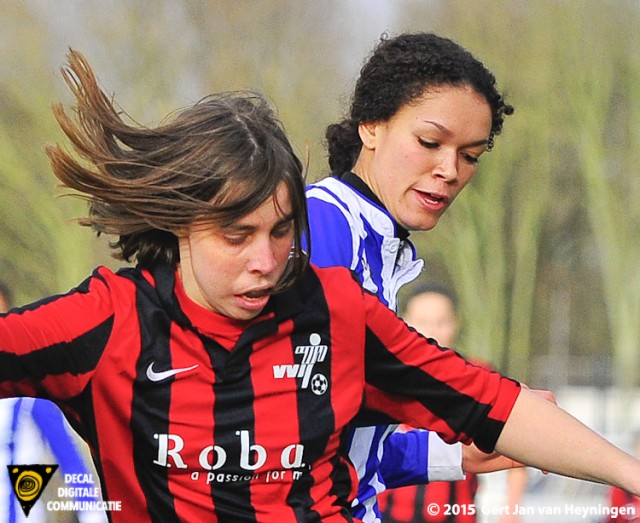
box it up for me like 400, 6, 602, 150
495, 387, 640, 495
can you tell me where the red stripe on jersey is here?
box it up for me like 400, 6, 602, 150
248, 318, 300, 522
88, 269, 151, 520
364, 383, 472, 443
166, 324, 219, 520
0, 275, 111, 357
307, 432, 357, 522
0, 272, 114, 398
0, 378, 38, 397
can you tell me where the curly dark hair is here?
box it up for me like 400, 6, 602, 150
326, 32, 514, 173
47, 50, 308, 290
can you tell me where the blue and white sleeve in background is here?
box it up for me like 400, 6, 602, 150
379, 429, 464, 488
304, 188, 357, 270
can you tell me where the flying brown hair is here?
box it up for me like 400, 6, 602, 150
46, 50, 309, 288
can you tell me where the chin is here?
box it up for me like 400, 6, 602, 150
236, 310, 262, 322
400, 211, 441, 232
404, 219, 439, 232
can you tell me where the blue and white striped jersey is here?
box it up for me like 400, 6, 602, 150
305, 174, 421, 312
305, 173, 464, 523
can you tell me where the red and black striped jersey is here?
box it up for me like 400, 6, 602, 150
0, 263, 520, 522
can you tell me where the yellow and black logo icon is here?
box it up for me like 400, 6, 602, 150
7, 464, 59, 517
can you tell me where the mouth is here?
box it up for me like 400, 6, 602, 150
416, 190, 450, 210
243, 288, 272, 299
234, 288, 272, 313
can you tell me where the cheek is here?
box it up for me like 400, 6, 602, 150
391, 138, 421, 167
274, 237, 294, 264
394, 145, 436, 188
192, 244, 235, 282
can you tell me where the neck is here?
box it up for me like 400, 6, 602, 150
351, 153, 379, 201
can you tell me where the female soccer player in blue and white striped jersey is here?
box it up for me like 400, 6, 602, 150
305, 32, 519, 523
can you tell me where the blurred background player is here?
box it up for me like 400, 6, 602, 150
379, 282, 528, 523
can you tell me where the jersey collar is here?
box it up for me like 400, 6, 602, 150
337, 172, 410, 241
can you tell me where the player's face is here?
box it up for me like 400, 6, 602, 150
404, 292, 458, 348
354, 85, 492, 231
178, 182, 294, 321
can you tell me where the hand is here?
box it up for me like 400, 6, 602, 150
520, 383, 557, 405
462, 443, 524, 474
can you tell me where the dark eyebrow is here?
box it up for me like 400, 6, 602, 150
222, 212, 295, 233
223, 223, 254, 233
276, 213, 295, 226
423, 120, 489, 148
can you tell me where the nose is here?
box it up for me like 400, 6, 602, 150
433, 150, 458, 182
246, 238, 279, 275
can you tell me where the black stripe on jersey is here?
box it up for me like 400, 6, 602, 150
0, 316, 114, 382
65, 385, 109, 500
3, 270, 97, 314
328, 430, 357, 522
280, 268, 338, 521
206, 327, 259, 523
222, 320, 277, 380
131, 271, 181, 522
472, 416, 508, 452
363, 326, 493, 442
197, 306, 279, 521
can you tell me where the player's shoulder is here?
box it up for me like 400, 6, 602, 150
94, 265, 149, 287
308, 263, 362, 290
306, 176, 364, 210
306, 174, 347, 194
90, 265, 162, 305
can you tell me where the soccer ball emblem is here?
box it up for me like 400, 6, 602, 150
311, 374, 328, 395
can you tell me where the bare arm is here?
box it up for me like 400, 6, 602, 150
495, 387, 640, 495
463, 388, 554, 474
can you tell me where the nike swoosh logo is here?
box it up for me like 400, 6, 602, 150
146, 363, 199, 382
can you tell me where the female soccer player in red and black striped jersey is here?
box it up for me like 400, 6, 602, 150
0, 50, 639, 523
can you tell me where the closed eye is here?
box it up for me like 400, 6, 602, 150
224, 233, 249, 245
462, 153, 480, 165
418, 138, 439, 149
420, 138, 480, 165
272, 220, 294, 239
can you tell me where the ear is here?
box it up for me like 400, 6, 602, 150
358, 121, 381, 150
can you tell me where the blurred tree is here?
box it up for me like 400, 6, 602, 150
558, 2, 640, 389
0, 3, 100, 304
